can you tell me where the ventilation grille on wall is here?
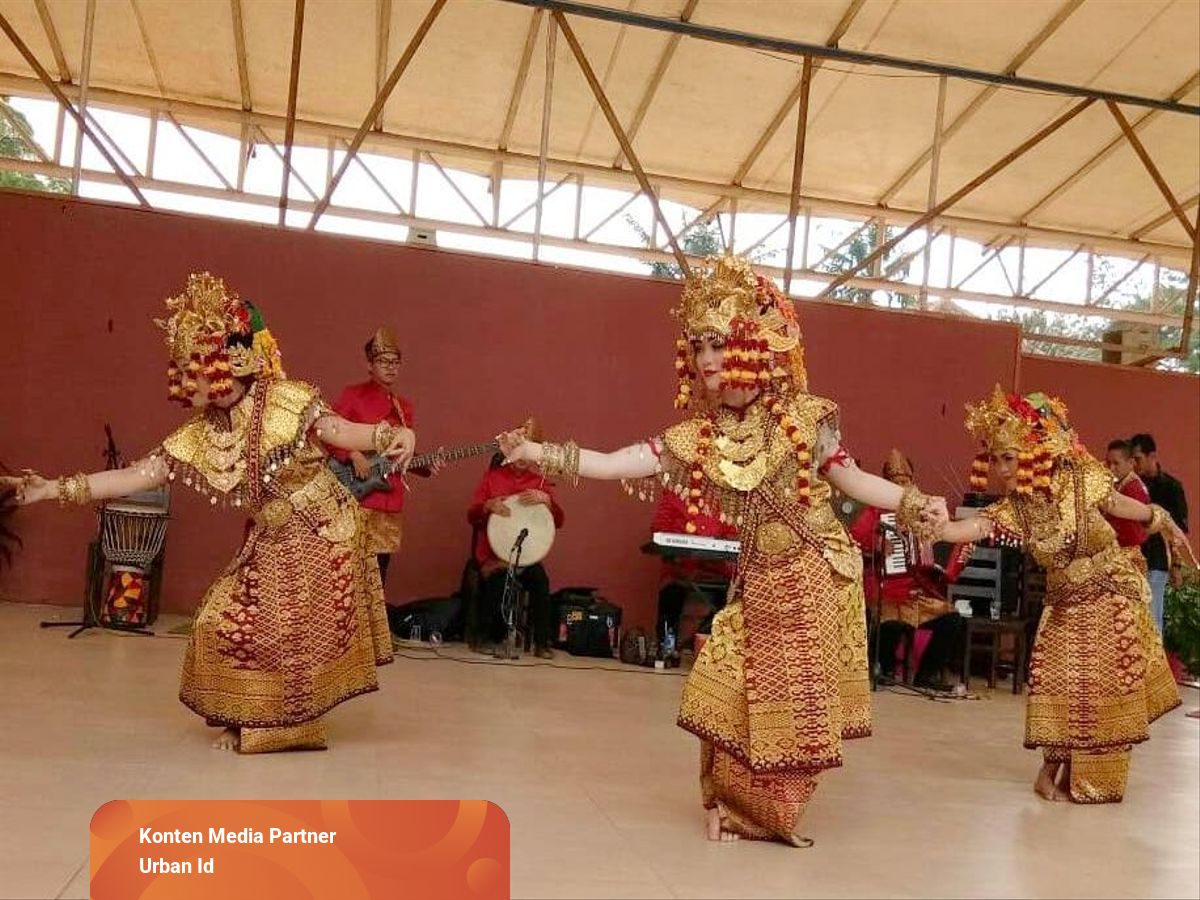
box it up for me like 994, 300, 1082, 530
407, 228, 438, 247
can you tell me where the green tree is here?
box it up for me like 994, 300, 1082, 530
1084, 257, 1199, 373
1155, 267, 1200, 374
997, 255, 1197, 372
817, 223, 915, 308
1, 97, 68, 194
627, 213, 775, 280
999, 307, 1106, 361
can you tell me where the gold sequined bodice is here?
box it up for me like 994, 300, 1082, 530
658, 393, 861, 581
986, 455, 1139, 599
156, 379, 330, 512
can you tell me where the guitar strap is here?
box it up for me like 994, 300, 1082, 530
389, 394, 408, 428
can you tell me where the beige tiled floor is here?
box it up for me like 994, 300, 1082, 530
2, 601, 1197, 900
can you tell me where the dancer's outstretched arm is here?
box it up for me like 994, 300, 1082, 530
2, 460, 169, 507
5, 415, 415, 508
825, 463, 949, 530
1107, 491, 1190, 556
936, 515, 996, 545
497, 430, 659, 481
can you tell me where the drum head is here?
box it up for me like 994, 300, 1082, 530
486, 497, 555, 566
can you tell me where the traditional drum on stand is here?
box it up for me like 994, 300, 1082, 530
486, 496, 557, 658
98, 488, 170, 629
486, 496, 556, 566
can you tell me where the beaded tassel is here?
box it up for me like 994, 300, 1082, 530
969, 453, 990, 492
685, 421, 714, 534
1015, 450, 1035, 496
673, 338, 694, 410
1033, 448, 1054, 499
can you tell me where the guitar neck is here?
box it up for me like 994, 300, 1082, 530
405, 441, 498, 472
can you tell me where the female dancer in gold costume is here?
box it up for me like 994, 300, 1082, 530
937, 388, 1184, 802
4, 273, 412, 753
498, 256, 946, 844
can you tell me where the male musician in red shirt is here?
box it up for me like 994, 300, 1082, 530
1104, 439, 1150, 551
849, 449, 961, 688
466, 420, 564, 659
330, 326, 419, 586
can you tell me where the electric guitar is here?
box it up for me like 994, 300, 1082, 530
328, 440, 498, 500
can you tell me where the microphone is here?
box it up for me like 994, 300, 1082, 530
514, 527, 529, 549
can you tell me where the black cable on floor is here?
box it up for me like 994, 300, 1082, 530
390, 644, 689, 677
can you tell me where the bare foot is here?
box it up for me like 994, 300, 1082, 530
1034, 762, 1066, 801
211, 727, 240, 751
705, 807, 739, 842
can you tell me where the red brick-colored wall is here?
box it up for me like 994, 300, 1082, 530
1, 191, 1038, 629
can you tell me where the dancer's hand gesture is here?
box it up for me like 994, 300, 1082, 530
497, 429, 538, 466
0, 472, 51, 506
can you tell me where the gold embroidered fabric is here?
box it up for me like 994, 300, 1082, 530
172, 380, 392, 749
700, 742, 819, 844
240, 721, 329, 754
362, 509, 404, 555
1043, 746, 1131, 803
986, 452, 1180, 777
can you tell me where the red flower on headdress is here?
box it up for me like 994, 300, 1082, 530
1006, 394, 1040, 424
232, 303, 251, 334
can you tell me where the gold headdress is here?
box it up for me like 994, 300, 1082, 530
156, 272, 285, 405
964, 385, 1078, 497
667, 256, 818, 520
366, 326, 401, 361
670, 255, 807, 408
157, 272, 242, 362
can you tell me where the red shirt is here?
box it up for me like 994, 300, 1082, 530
330, 380, 415, 513
653, 491, 737, 583
467, 464, 565, 568
1106, 474, 1150, 549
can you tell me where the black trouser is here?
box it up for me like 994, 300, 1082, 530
377, 553, 392, 584
878, 613, 964, 683
657, 581, 727, 644
480, 564, 552, 648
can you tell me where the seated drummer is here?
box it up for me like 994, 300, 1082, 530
653, 490, 736, 650
849, 449, 963, 689
466, 418, 563, 659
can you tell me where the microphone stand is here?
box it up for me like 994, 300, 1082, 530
869, 518, 884, 692
498, 528, 528, 660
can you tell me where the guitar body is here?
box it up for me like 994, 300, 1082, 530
327, 456, 395, 500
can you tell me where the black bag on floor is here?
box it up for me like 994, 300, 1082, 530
558, 598, 622, 658
551, 586, 599, 648
387, 595, 463, 641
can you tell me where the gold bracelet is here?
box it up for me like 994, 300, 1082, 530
1145, 503, 1170, 535
371, 422, 399, 455
540, 440, 580, 487
895, 483, 934, 541
56, 472, 92, 507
